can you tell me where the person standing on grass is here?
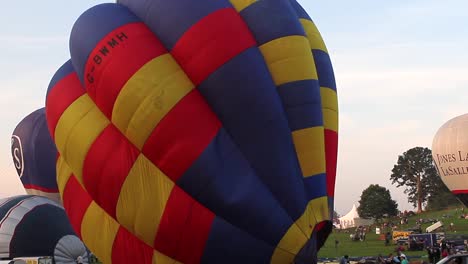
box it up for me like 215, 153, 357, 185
340, 255, 349, 264
401, 256, 408, 264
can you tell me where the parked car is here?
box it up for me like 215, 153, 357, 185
435, 253, 468, 264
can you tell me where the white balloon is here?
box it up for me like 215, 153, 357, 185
432, 113, 468, 206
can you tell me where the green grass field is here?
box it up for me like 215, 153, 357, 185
318, 207, 468, 260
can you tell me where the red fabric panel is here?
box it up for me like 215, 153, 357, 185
142, 90, 221, 181
453, 190, 468, 194
325, 129, 338, 197
111, 226, 154, 264
82, 125, 140, 219
171, 8, 256, 85
62, 176, 93, 238
84, 22, 167, 119
154, 186, 214, 264
45, 73, 85, 138
314, 221, 327, 231
175, 200, 215, 264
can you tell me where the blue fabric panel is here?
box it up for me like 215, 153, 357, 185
9, 204, 76, 258
277, 80, 323, 131
283, 105, 324, 132
69, 3, 141, 83
47, 60, 75, 97
289, 0, 311, 20
313, 50, 337, 91
0, 195, 30, 220
12, 108, 58, 191
295, 230, 317, 264
179, 128, 292, 245
197, 47, 308, 219
239, 0, 305, 45
303, 174, 327, 201
201, 217, 274, 264
117, 0, 232, 50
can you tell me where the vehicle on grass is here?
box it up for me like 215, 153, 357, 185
443, 234, 468, 254
408, 233, 437, 251
435, 253, 468, 264
427, 221, 444, 233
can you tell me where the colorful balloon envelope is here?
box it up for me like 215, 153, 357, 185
0, 195, 89, 263
11, 108, 60, 203
432, 113, 468, 207
45, 1, 338, 263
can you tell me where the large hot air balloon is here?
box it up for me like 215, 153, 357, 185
0, 195, 89, 263
45, 1, 338, 263
11, 108, 60, 203
432, 113, 468, 207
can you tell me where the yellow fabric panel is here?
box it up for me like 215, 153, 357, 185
305, 205, 317, 236
270, 196, 330, 263
259, 35, 317, 86
292, 127, 326, 177
310, 196, 330, 223
229, 0, 257, 12
54, 95, 92, 154
302, 198, 331, 236
152, 250, 182, 264
320, 87, 338, 132
271, 224, 308, 263
323, 109, 339, 133
270, 248, 295, 264
112, 54, 194, 150
300, 19, 328, 53
54, 95, 109, 183
81, 201, 120, 264
116, 154, 175, 246
56, 156, 73, 197
296, 207, 313, 238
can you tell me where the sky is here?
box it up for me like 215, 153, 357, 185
0, 1, 467, 216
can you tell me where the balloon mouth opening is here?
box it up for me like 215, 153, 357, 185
293, 221, 333, 264
315, 221, 333, 250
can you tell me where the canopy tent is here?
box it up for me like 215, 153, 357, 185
338, 204, 374, 229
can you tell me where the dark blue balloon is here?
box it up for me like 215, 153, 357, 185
0, 195, 89, 262
11, 108, 59, 202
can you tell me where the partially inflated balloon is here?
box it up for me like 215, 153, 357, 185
11, 108, 60, 203
432, 113, 468, 207
45, 1, 338, 263
0, 195, 89, 263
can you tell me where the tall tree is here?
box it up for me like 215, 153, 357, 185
390, 147, 440, 213
357, 184, 398, 220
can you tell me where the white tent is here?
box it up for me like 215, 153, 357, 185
338, 204, 374, 229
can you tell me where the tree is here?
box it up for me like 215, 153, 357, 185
333, 210, 340, 219
426, 182, 462, 210
390, 147, 441, 213
357, 184, 398, 220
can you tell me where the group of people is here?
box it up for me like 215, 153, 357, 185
427, 241, 464, 263
350, 226, 368, 241
377, 251, 409, 264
